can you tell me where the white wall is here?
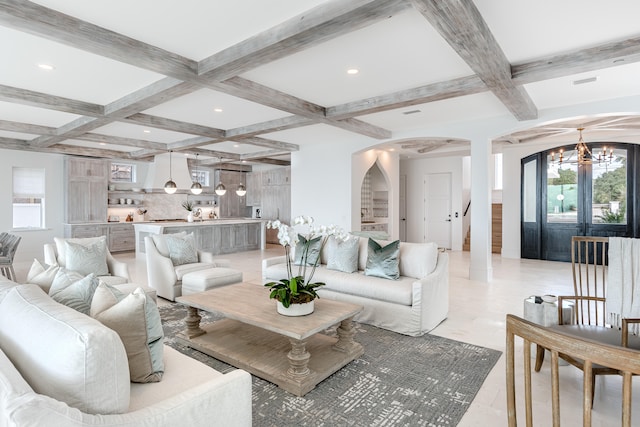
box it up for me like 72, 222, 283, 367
0, 149, 65, 275
400, 155, 465, 249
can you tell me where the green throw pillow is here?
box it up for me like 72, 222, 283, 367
294, 234, 322, 266
365, 238, 400, 280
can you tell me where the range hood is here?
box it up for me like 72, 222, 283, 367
143, 152, 194, 191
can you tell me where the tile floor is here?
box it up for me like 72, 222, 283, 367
113, 247, 640, 426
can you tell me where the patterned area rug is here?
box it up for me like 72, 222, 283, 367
159, 303, 501, 427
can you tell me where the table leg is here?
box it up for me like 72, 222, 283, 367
287, 338, 311, 378
185, 306, 205, 338
333, 316, 358, 353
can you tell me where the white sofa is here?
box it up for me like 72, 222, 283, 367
0, 278, 252, 427
263, 237, 449, 336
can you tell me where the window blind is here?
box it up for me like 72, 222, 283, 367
13, 168, 45, 198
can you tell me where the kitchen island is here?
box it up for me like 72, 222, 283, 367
134, 219, 266, 259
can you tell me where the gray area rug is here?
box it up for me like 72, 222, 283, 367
159, 303, 501, 427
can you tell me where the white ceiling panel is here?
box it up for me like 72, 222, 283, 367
31, 0, 332, 61
0, 101, 79, 127
525, 62, 640, 109
475, 0, 640, 63
143, 89, 292, 129
0, 27, 163, 104
93, 122, 192, 143
359, 93, 510, 132
242, 8, 473, 107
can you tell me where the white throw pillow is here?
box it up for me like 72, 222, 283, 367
26, 259, 60, 293
49, 269, 100, 315
165, 233, 198, 266
91, 283, 165, 383
64, 239, 109, 277
151, 231, 187, 258
53, 236, 107, 268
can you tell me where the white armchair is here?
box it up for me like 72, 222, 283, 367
44, 236, 130, 286
144, 234, 230, 301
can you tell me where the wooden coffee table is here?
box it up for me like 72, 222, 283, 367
175, 282, 364, 396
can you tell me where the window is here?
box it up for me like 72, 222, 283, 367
192, 170, 210, 187
13, 168, 45, 229
110, 163, 136, 182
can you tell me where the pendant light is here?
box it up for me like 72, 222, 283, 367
190, 153, 203, 195
236, 183, 247, 196
164, 150, 177, 194
214, 157, 226, 195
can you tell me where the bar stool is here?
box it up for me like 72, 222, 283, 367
0, 233, 21, 281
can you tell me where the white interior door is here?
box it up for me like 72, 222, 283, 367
399, 175, 407, 241
425, 173, 452, 249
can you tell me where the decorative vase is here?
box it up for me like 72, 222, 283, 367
277, 300, 314, 316
187, 212, 194, 222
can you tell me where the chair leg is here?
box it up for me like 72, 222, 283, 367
535, 344, 545, 372
8, 266, 15, 281
591, 372, 596, 408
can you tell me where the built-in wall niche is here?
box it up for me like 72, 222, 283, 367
361, 163, 388, 222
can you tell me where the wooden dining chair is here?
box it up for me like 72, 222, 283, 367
535, 236, 640, 404
507, 314, 640, 426
0, 233, 21, 281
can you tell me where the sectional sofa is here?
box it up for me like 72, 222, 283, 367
263, 236, 449, 336
0, 276, 252, 426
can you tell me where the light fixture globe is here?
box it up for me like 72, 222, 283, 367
236, 183, 247, 196
215, 182, 227, 196
164, 179, 177, 194
190, 181, 202, 195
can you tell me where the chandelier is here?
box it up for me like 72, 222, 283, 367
551, 127, 613, 166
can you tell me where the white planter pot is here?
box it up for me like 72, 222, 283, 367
277, 300, 314, 316
187, 212, 194, 222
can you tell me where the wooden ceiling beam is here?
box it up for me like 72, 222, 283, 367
0, 136, 139, 159
30, 116, 113, 148
0, 84, 102, 116
226, 116, 314, 138
0, 120, 55, 135
327, 75, 486, 119
512, 36, 640, 85
78, 133, 167, 150
123, 113, 226, 139
411, 0, 537, 121
229, 137, 299, 152
197, 0, 411, 80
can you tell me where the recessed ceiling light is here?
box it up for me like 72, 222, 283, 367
99, 142, 106, 146
233, 144, 240, 148
37, 63, 55, 71
213, 108, 223, 113
346, 68, 359, 75
389, 148, 395, 152
143, 129, 151, 133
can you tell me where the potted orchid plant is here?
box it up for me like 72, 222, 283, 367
265, 215, 349, 316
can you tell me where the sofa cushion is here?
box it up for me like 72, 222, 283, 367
0, 277, 18, 302
398, 241, 439, 279
0, 284, 130, 414
326, 235, 359, 273
26, 259, 61, 293
49, 269, 100, 315
365, 238, 400, 280
91, 284, 164, 383
165, 233, 198, 266
64, 238, 109, 277
151, 231, 187, 258
265, 263, 414, 306
53, 236, 107, 269
175, 262, 215, 280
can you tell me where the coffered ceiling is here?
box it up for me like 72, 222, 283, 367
1, 0, 640, 165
